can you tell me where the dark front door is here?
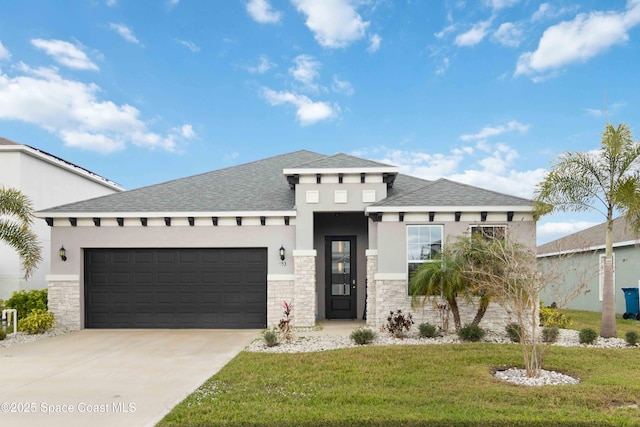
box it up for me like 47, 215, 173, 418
325, 236, 357, 319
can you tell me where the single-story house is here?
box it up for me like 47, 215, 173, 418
0, 137, 123, 299
538, 216, 640, 314
37, 150, 536, 330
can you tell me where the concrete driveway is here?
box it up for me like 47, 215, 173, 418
0, 329, 259, 427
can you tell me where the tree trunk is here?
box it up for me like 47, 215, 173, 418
448, 297, 461, 331
601, 214, 617, 338
471, 294, 490, 326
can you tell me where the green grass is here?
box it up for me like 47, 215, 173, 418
560, 309, 640, 339
159, 342, 640, 426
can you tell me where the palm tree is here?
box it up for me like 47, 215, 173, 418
534, 123, 640, 338
409, 253, 465, 331
0, 187, 42, 279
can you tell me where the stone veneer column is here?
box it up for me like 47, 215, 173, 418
292, 250, 316, 327
266, 275, 295, 328
47, 275, 81, 330
365, 250, 378, 328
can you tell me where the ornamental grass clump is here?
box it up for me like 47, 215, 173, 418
542, 326, 559, 343
505, 322, 522, 343
579, 328, 598, 345
263, 330, 279, 347
458, 324, 485, 342
350, 327, 376, 345
418, 322, 438, 338
625, 331, 638, 346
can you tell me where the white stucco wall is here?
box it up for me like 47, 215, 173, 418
0, 145, 122, 299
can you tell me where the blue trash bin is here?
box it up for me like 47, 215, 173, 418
621, 288, 640, 320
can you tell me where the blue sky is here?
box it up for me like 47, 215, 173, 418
1, 0, 639, 244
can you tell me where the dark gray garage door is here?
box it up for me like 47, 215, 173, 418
84, 248, 267, 329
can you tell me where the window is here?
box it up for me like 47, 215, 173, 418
470, 225, 506, 240
407, 225, 443, 279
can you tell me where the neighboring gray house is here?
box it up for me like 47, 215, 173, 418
0, 138, 123, 300
38, 150, 536, 330
537, 216, 640, 314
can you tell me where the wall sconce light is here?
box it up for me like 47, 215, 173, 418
59, 246, 67, 262
279, 245, 285, 261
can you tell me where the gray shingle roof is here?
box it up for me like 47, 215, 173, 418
39, 151, 532, 215
0, 137, 20, 145
537, 216, 640, 254
40, 150, 325, 213
370, 178, 532, 208
292, 153, 396, 169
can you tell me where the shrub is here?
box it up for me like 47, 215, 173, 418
458, 324, 485, 342
385, 309, 413, 338
625, 331, 639, 346
505, 322, 522, 343
18, 309, 55, 334
418, 323, 438, 338
542, 326, 559, 343
350, 327, 376, 345
5, 289, 47, 316
539, 302, 572, 328
263, 330, 279, 347
579, 328, 598, 345
0, 329, 6, 341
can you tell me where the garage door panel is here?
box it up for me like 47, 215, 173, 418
85, 248, 266, 328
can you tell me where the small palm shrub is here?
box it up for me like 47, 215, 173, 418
505, 322, 522, 343
418, 323, 438, 338
350, 327, 376, 345
458, 324, 485, 342
18, 309, 55, 334
625, 331, 639, 346
579, 328, 598, 345
542, 326, 559, 343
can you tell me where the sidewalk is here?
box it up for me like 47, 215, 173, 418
299, 319, 366, 337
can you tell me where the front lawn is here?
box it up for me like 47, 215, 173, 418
561, 309, 640, 339
159, 343, 640, 426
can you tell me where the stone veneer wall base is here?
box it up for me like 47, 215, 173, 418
47, 275, 81, 330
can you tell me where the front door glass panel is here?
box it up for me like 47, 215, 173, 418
331, 240, 351, 296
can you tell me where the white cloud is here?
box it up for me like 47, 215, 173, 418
0, 41, 10, 61
434, 24, 457, 39
531, 3, 551, 21
248, 55, 275, 74
516, 1, 640, 77
108, 23, 141, 45
460, 120, 530, 142
31, 39, 99, 71
261, 87, 337, 125
492, 22, 523, 47
291, 0, 369, 48
484, 0, 519, 11
176, 39, 200, 52
332, 75, 354, 96
367, 34, 381, 52
359, 143, 543, 199
177, 124, 196, 139
289, 54, 321, 91
246, 0, 282, 24
0, 63, 191, 154
106, 0, 117, 6
168, 0, 180, 7
455, 20, 492, 47
435, 57, 450, 75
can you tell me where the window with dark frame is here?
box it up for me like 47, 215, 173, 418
470, 225, 507, 240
